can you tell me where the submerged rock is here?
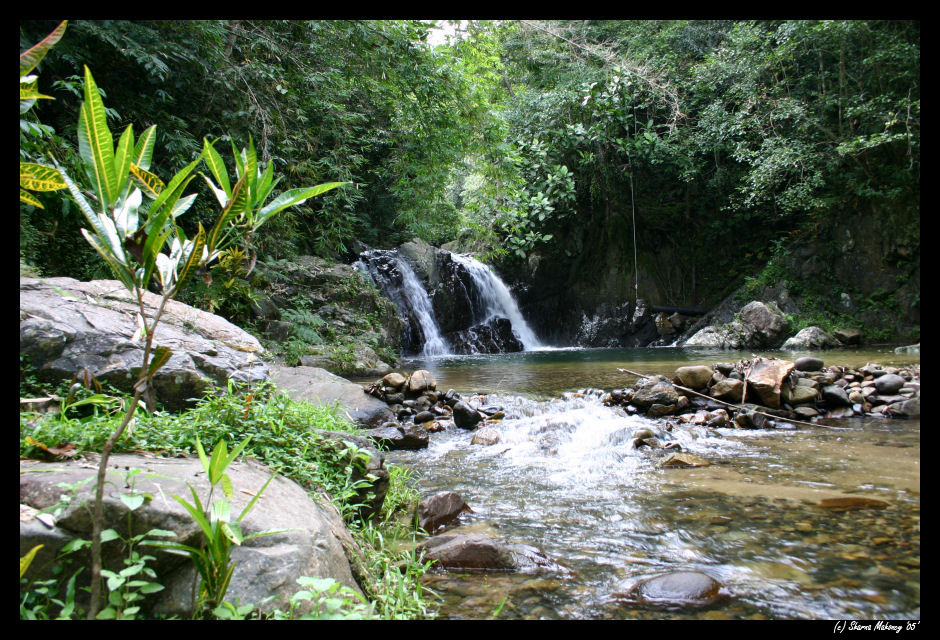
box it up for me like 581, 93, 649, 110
618, 571, 725, 609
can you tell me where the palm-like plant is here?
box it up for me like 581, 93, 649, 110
46, 64, 347, 618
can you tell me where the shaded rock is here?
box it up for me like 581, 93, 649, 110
781, 326, 841, 350
821, 385, 852, 407
368, 422, 429, 450
271, 365, 393, 426
417, 492, 472, 532
647, 403, 675, 417
413, 410, 436, 424
891, 397, 921, 417
417, 533, 558, 573
452, 400, 483, 429
20, 277, 268, 410
738, 301, 789, 346
20, 454, 362, 618
674, 365, 714, 390
795, 356, 825, 372
444, 316, 524, 355
710, 378, 744, 403
833, 328, 863, 345
747, 358, 795, 408
874, 373, 906, 395
620, 571, 724, 609
788, 385, 819, 405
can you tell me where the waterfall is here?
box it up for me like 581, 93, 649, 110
357, 247, 542, 355
450, 254, 542, 350
356, 250, 449, 356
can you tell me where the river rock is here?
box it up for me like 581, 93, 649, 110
19, 454, 363, 618
657, 453, 710, 468
271, 365, 393, 426
833, 328, 863, 345
674, 365, 714, 390
620, 571, 724, 608
794, 356, 825, 372
684, 322, 748, 349
874, 373, 906, 395
788, 385, 819, 405
711, 378, 744, 403
747, 358, 795, 408
20, 277, 269, 410
471, 427, 501, 446
631, 376, 680, 408
369, 422, 429, 450
416, 491, 473, 532
821, 384, 852, 407
417, 533, 557, 573
890, 397, 921, 417
781, 326, 841, 350
738, 301, 789, 346
408, 369, 437, 393
381, 372, 408, 390
452, 401, 483, 429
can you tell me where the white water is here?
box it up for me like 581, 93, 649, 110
396, 255, 449, 356
451, 253, 543, 350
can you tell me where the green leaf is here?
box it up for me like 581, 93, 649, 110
202, 139, 231, 198
256, 182, 349, 228
220, 472, 233, 499
149, 154, 202, 217
81, 228, 136, 290
113, 124, 135, 197
20, 20, 67, 77
120, 493, 145, 511
133, 126, 158, 171
209, 439, 229, 485
77, 66, 119, 210
100, 528, 121, 543
194, 435, 210, 475
173, 223, 206, 293
20, 188, 44, 208
130, 164, 165, 199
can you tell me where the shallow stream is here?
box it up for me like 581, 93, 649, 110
384, 347, 920, 620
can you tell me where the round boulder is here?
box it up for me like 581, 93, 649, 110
452, 401, 483, 429
794, 357, 825, 372
874, 373, 905, 395
408, 370, 437, 394
674, 365, 714, 390
622, 571, 724, 608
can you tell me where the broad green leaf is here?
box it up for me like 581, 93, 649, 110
149, 154, 202, 216
221, 521, 243, 546
113, 188, 143, 240
130, 164, 165, 199
113, 124, 135, 197
77, 66, 119, 210
173, 491, 212, 540
220, 472, 233, 499
170, 193, 197, 219
120, 493, 145, 511
202, 139, 231, 197
20, 20, 67, 77
133, 126, 158, 171
207, 177, 245, 254
19, 81, 54, 101
255, 162, 276, 206
53, 157, 107, 239
210, 498, 231, 524
20, 188, 44, 208
209, 439, 229, 485
20, 163, 67, 191
100, 528, 121, 543
256, 182, 348, 227
20, 544, 43, 579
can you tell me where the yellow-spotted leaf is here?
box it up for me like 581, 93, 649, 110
130, 164, 165, 199
20, 544, 44, 579
77, 67, 119, 210
20, 20, 67, 77
173, 223, 206, 293
20, 188, 44, 208
20, 163, 66, 192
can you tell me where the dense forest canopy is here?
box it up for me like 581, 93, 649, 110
20, 19, 919, 311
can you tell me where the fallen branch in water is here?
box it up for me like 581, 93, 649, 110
615, 368, 848, 430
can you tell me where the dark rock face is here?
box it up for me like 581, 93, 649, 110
357, 249, 428, 355
445, 316, 524, 355
431, 251, 484, 335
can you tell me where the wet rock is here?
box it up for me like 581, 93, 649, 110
788, 385, 819, 405
620, 571, 724, 608
647, 403, 675, 417
417, 533, 558, 572
408, 369, 437, 393
369, 422, 429, 450
452, 400, 483, 429
891, 397, 921, 417
674, 365, 714, 390
821, 385, 852, 407
794, 357, 825, 372
711, 378, 744, 403
874, 373, 906, 395
413, 410, 436, 424
747, 357, 795, 408
631, 375, 680, 409
657, 453, 710, 468
813, 497, 889, 512
471, 427, 501, 446
416, 491, 472, 532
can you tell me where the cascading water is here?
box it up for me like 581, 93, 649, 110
356, 250, 449, 356
449, 253, 542, 350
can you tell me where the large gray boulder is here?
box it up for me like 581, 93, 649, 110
19, 454, 363, 618
683, 301, 788, 350
781, 326, 842, 350
271, 365, 393, 426
20, 277, 269, 410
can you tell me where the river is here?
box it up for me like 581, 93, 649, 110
382, 346, 920, 620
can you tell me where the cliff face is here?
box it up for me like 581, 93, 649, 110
501, 203, 920, 347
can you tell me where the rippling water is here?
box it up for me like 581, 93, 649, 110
381, 347, 920, 620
